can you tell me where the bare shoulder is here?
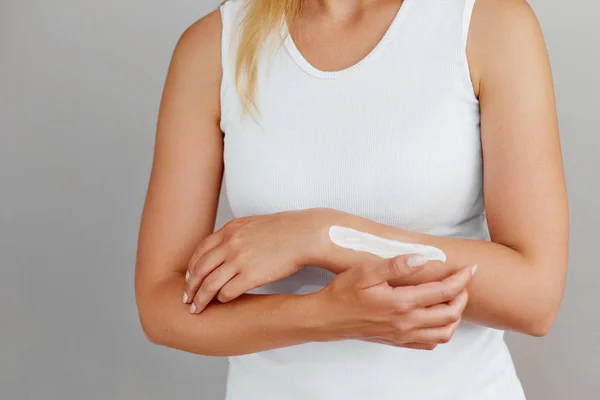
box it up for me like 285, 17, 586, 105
467, 0, 547, 96
161, 9, 224, 123
178, 9, 222, 54
471, 0, 542, 41
172, 9, 223, 79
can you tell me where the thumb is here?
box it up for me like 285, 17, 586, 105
358, 254, 428, 288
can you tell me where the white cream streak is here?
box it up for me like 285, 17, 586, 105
328, 226, 446, 262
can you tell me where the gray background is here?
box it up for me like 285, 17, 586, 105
1, 0, 598, 399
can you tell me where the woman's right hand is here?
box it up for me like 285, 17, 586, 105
316, 254, 476, 350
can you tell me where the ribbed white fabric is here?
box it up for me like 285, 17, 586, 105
219, 0, 526, 398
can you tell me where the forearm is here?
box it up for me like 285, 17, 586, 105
137, 272, 324, 356
313, 210, 564, 336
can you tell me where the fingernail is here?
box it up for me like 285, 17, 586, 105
407, 254, 428, 268
190, 303, 197, 314
183, 292, 188, 303
471, 264, 478, 276
185, 271, 190, 282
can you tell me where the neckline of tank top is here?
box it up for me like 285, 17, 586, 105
280, 0, 415, 79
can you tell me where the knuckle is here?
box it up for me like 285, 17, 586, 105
392, 320, 409, 334
395, 296, 414, 313
227, 234, 243, 250
200, 278, 217, 294
448, 308, 462, 323
226, 217, 250, 233
439, 327, 455, 343
397, 302, 411, 314
441, 287, 455, 301
221, 227, 235, 240
438, 334, 451, 344
224, 219, 238, 230
192, 255, 209, 274
388, 257, 406, 276
217, 289, 233, 303
232, 216, 250, 225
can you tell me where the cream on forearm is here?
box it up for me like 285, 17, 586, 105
328, 226, 446, 262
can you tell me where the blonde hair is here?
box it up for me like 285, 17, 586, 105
223, 0, 302, 116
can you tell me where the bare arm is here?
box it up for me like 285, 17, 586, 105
313, 0, 568, 336
134, 12, 322, 356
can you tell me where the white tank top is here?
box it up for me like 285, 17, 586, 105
219, 0, 526, 398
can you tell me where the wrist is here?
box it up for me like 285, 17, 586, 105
301, 208, 339, 267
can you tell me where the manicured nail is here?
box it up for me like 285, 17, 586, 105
185, 271, 190, 282
183, 292, 188, 303
407, 254, 428, 268
190, 303, 197, 314
471, 264, 478, 276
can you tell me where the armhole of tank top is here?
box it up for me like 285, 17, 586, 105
461, 0, 479, 102
219, 1, 233, 135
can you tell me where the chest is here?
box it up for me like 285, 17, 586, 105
223, 64, 483, 232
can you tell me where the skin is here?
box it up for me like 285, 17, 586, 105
135, 0, 568, 357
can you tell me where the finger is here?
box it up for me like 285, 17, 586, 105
184, 246, 227, 304
389, 265, 475, 309
191, 265, 237, 314
362, 338, 436, 351
216, 274, 248, 303
400, 343, 438, 351
357, 254, 430, 289
406, 320, 461, 344
187, 230, 223, 278
406, 289, 469, 329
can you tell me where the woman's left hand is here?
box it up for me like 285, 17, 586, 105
183, 209, 329, 313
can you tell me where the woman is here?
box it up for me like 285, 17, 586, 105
135, 0, 568, 398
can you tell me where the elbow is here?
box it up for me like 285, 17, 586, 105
522, 298, 561, 337
140, 314, 163, 345
520, 262, 566, 337
136, 296, 166, 346
524, 313, 556, 337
